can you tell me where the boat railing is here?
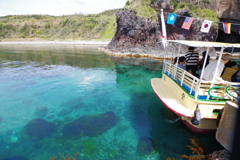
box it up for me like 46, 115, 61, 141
163, 62, 239, 101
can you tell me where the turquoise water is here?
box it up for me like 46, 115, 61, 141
0, 44, 223, 160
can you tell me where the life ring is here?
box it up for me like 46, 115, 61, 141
216, 108, 224, 127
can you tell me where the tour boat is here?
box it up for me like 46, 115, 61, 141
151, 40, 240, 134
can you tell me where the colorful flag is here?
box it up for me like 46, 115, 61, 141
182, 17, 194, 30
200, 20, 212, 33
223, 23, 231, 34
167, 13, 177, 25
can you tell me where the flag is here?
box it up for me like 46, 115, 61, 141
167, 13, 177, 25
161, 9, 168, 48
182, 17, 194, 30
200, 20, 212, 33
223, 23, 231, 34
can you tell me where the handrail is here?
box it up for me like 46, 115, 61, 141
163, 62, 240, 100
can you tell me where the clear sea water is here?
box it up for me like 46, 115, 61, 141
0, 44, 223, 160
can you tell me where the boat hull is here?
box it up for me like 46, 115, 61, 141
181, 116, 216, 134
151, 75, 225, 134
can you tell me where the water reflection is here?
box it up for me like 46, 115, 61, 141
111, 56, 163, 71
0, 44, 114, 68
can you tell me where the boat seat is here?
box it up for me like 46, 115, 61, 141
221, 67, 239, 82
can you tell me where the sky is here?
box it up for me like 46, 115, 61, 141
0, 0, 127, 17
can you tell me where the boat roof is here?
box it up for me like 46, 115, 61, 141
167, 40, 240, 48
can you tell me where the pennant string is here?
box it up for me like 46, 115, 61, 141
163, 12, 240, 26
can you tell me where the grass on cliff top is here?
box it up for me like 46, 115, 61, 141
125, 0, 158, 21
124, 0, 218, 22
174, 2, 219, 21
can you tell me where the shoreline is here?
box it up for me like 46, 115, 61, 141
1, 41, 239, 61
0, 40, 110, 45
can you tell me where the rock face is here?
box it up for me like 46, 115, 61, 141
152, 0, 240, 43
106, 1, 240, 54
107, 9, 162, 53
153, 0, 240, 21
203, 0, 240, 21
163, 9, 218, 41
62, 111, 117, 138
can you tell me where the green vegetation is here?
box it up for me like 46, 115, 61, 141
198, 0, 212, 4
173, 2, 218, 21
0, 0, 219, 41
108, 149, 117, 158
82, 138, 98, 157
0, 9, 118, 41
124, 0, 158, 21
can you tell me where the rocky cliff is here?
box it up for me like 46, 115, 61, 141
106, 9, 162, 57
152, 0, 240, 43
153, 0, 240, 21
105, 0, 240, 56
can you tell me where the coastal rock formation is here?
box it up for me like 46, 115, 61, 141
153, 0, 240, 21
62, 111, 117, 138
106, 0, 240, 55
106, 8, 218, 55
106, 9, 162, 55
152, 0, 240, 43
163, 9, 218, 41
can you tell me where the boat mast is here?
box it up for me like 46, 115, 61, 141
160, 9, 168, 49
195, 47, 210, 100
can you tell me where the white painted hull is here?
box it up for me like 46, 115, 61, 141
151, 74, 226, 133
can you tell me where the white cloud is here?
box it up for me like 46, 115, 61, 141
0, 0, 126, 17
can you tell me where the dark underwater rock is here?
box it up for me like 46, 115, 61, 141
137, 136, 155, 155
62, 111, 117, 138
34, 106, 48, 117
24, 118, 57, 140
3, 156, 28, 160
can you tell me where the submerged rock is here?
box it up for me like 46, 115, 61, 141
137, 136, 155, 155
3, 156, 28, 160
62, 111, 117, 138
24, 118, 57, 140
34, 106, 48, 117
